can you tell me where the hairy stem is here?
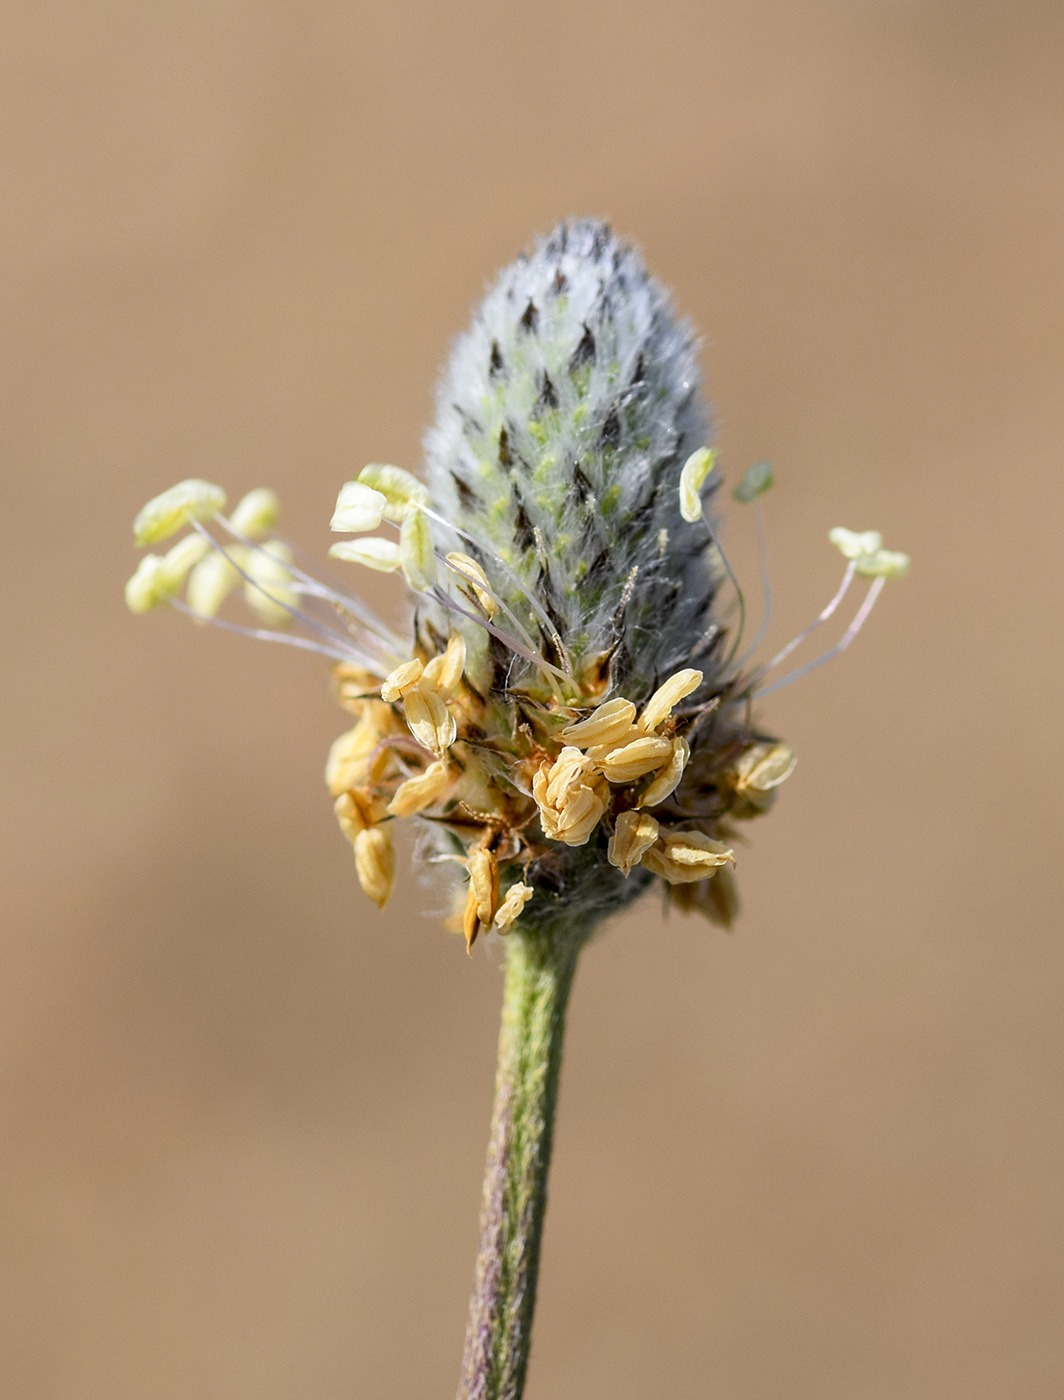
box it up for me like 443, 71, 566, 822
457, 928, 584, 1400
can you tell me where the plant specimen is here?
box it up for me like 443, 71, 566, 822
126, 220, 906, 1399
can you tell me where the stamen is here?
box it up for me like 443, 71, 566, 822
169, 598, 373, 666
219, 517, 403, 659
133, 479, 227, 546
754, 575, 887, 698
763, 561, 857, 675
192, 521, 358, 654
420, 504, 572, 675
428, 585, 569, 689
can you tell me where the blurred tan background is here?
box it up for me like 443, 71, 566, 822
3, 1, 1062, 1396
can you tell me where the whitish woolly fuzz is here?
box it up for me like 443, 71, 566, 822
424, 219, 723, 699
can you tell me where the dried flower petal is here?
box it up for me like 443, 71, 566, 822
494, 882, 534, 932
595, 735, 674, 783
404, 683, 457, 755
638, 668, 703, 733
642, 831, 735, 884
327, 538, 402, 571
381, 658, 424, 703
354, 826, 395, 908
607, 810, 659, 877
560, 697, 637, 747
421, 633, 466, 699
638, 736, 690, 808
388, 760, 453, 817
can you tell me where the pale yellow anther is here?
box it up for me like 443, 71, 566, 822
327, 537, 402, 571
387, 760, 452, 817
734, 742, 797, 794
357, 463, 430, 522
679, 447, 717, 523
133, 479, 227, 546
445, 552, 498, 615
380, 658, 424, 703
638, 736, 690, 808
399, 508, 437, 591
186, 548, 246, 618
330, 481, 388, 534
829, 527, 883, 561
493, 882, 534, 933
532, 750, 609, 846
243, 540, 297, 625
855, 549, 910, 579
421, 633, 466, 699
638, 668, 704, 732
595, 734, 674, 784
158, 533, 209, 594
354, 826, 395, 909
642, 830, 735, 884
404, 683, 457, 755
229, 487, 280, 538
124, 555, 165, 613
608, 810, 660, 877
560, 697, 637, 747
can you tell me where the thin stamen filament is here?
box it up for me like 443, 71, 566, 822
439, 554, 552, 672
421, 505, 572, 674
428, 586, 569, 692
216, 517, 404, 660
754, 574, 886, 698
764, 560, 857, 674
703, 518, 746, 666
193, 521, 387, 661
169, 598, 371, 666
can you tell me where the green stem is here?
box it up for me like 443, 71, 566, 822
457, 928, 584, 1400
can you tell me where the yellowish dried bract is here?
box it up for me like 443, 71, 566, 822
354, 826, 396, 908
446, 553, 498, 615
532, 748, 610, 847
325, 701, 396, 796
608, 810, 660, 877
422, 633, 466, 698
637, 668, 703, 733
642, 831, 735, 884
560, 697, 636, 746
381, 658, 424, 703
494, 883, 534, 933
637, 736, 689, 808
388, 760, 453, 817
464, 848, 501, 950
594, 735, 673, 784
404, 685, 457, 755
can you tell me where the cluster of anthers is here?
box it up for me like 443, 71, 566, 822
125, 220, 908, 951
125, 456, 906, 950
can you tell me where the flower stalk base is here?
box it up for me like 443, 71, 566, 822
458, 929, 584, 1400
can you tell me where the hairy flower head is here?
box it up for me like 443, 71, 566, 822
125, 220, 907, 950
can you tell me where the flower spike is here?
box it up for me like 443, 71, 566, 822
124, 221, 905, 944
